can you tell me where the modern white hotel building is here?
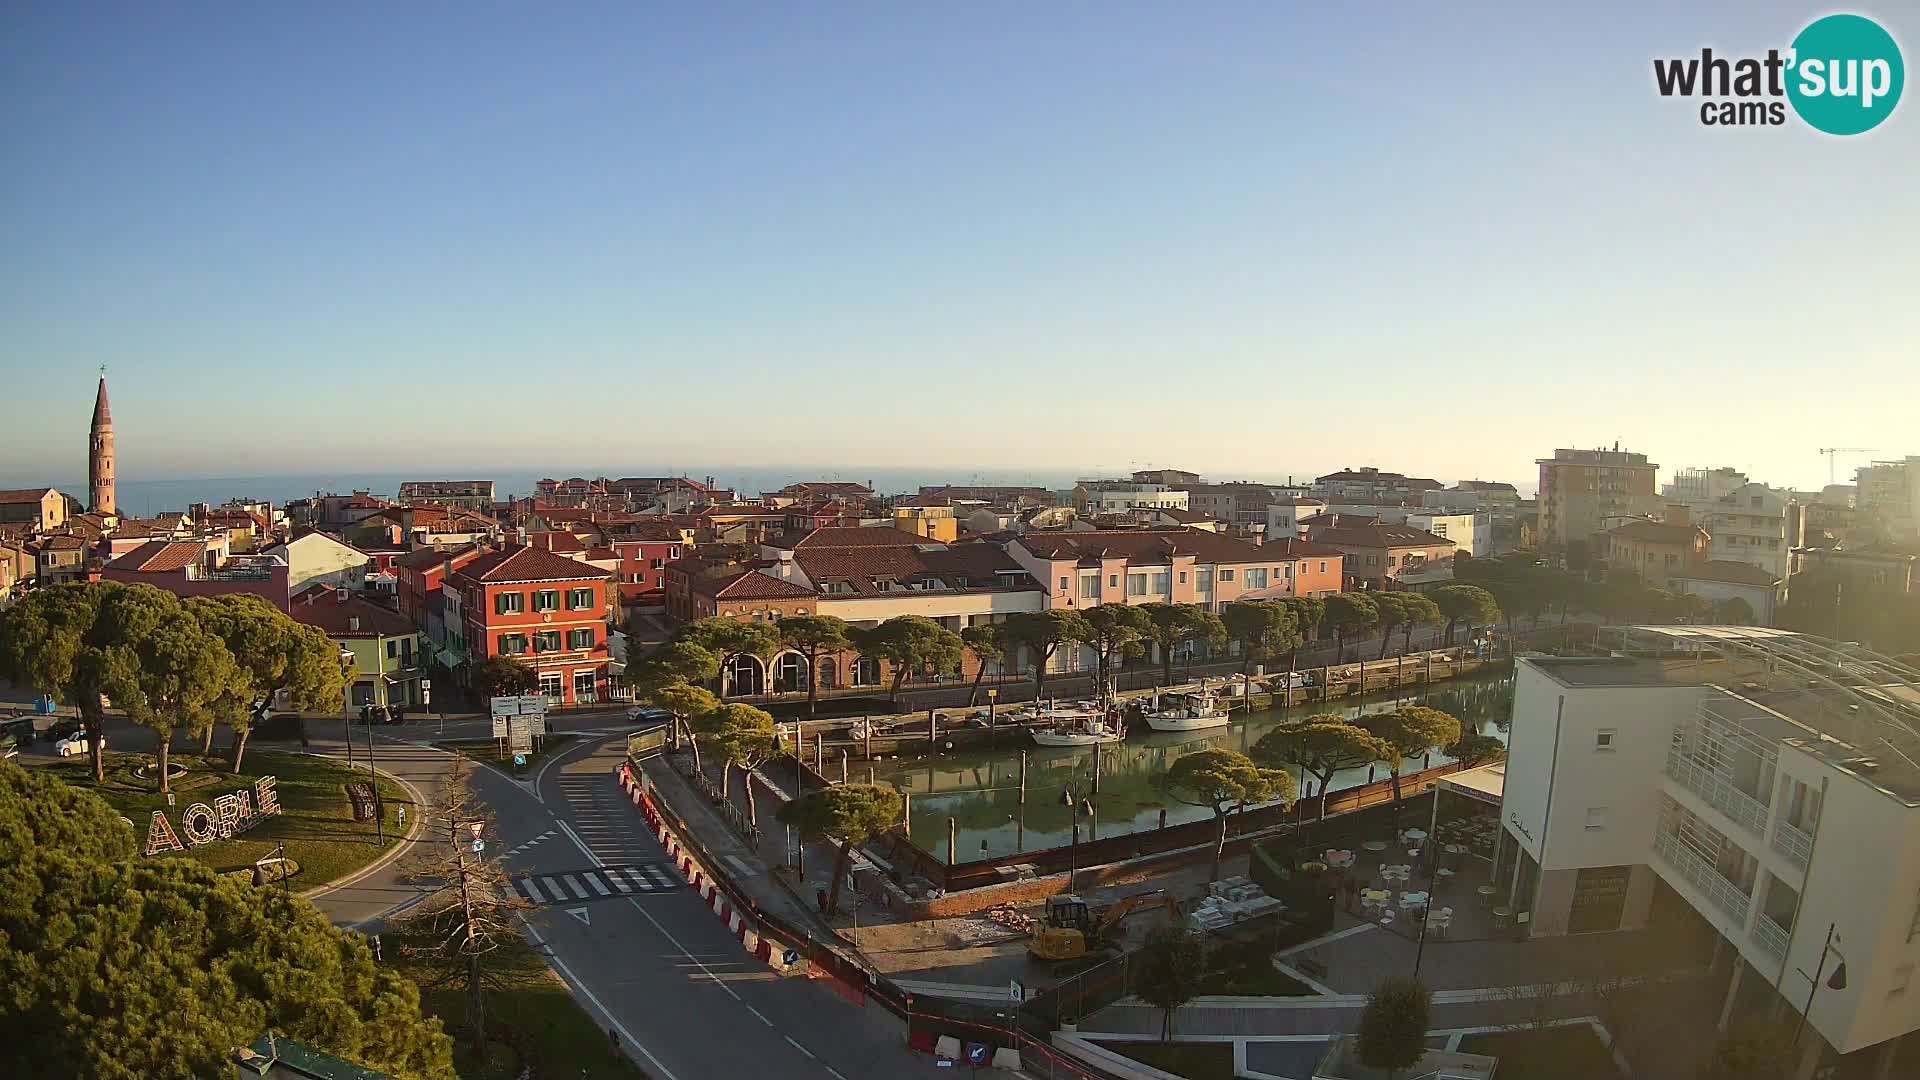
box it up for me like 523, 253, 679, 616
1491, 626, 1920, 1078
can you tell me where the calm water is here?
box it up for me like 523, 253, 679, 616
871, 669, 1515, 863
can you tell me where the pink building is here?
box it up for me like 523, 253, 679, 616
102, 540, 293, 609
1006, 529, 1344, 612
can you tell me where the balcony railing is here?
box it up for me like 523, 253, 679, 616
1654, 830, 1751, 925
1751, 915, 1791, 960
1666, 750, 1771, 837
1771, 819, 1813, 871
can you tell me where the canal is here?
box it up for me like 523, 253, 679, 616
869, 666, 1515, 863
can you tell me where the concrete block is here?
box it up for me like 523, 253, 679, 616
992, 1047, 1022, 1069
934, 1036, 961, 1061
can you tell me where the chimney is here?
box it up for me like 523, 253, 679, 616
775, 549, 796, 580
349, 616, 360, 632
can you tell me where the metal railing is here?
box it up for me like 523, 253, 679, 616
1653, 830, 1751, 924
1665, 750, 1770, 837
1771, 819, 1813, 870
1751, 914, 1790, 960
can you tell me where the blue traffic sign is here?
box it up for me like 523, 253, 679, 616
513, 754, 527, 766
965, 1043, 989, 1066
782, 949, 800, 965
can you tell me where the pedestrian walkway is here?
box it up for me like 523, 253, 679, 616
511, 863, 679, 905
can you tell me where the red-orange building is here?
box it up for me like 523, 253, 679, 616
448, 545, 613, 705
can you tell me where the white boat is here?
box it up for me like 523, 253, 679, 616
1030, 705, 1126, 747
1141, 691, 1231, 732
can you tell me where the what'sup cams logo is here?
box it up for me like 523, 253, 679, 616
1654, 13, 1903, 133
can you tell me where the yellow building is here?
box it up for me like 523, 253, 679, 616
289, 584, 424, 709
892, 505, 959, 542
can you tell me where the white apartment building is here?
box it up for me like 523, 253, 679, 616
1665, 471, 1806, 582
1074, 480, 1190, 514
1265, 497, 1328, 540
1319, 503, 1491, 557
1494, 627, 1920, 1078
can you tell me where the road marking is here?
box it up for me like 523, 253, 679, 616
566, 907, 591, 926
517, 915, 681, 1080
561, 874, 589, 899
823, 1066, 848, 1080
645, 865, 675, 888
785, 1036, 815, 1059
521, 877, 548, 902
608, 870, 633, 893
585, 873, 612, 896
746, 1005, 772, 1026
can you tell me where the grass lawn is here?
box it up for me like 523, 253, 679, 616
45, 749, 411, 888
437, 734, 579, 775
385, 923, 648, 1080
1459, 1025, 1622, 1080
1196, 946, 1315, 997
1100, 1040, 1235, 1080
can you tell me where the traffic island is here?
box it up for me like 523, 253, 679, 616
45, 749, 412, 886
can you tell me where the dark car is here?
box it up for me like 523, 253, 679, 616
357, 705, 404, 725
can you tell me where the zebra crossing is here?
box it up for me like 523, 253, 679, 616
512, 863, 680, 906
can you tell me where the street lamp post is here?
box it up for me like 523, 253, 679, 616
1794, 922, 1848, 1048
987, 688, 998, 740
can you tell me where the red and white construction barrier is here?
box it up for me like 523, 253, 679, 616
614, 762, 802, 974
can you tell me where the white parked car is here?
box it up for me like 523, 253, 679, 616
54, 733, 100, 757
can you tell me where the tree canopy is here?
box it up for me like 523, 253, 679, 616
1355, 976, 1431, 1078
1220, 601, 1301, 677
959, 622, 1011, 705
1448, 732, 1506, 769
0, 759, 137, 864
1134, 927, 1207, 1042
93, 586, 244, 794
1432, 585, 1500, 644
1323, 593, 1380, 662
469, 655, 538, 699
0, 583, 122, 781
1140, 603, 1226, 684
1004, 609, 1091, 696
1159, 748, 1293, 880
1359, 707, 1463, 809
776, 614, 851, 713
776, 783, 902, 914
0, 766, 454, 1080
852, 615, 964, 702
1253, 719, 1390, 820
1077, 604, 1151, 707
188, 594, 346, 770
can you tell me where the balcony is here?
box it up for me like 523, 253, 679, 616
1653, 830, 1751, 924
1665, 750, 1771, 837
1771, 819, 1813, 871
1751, 915, 1791, 961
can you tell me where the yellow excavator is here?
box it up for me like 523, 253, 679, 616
1027, 890, 1182, 962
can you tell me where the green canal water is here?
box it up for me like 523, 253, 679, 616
871, 667, 1515, 863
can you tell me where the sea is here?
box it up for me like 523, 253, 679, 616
33, 466, 1105, 519
25, 460, 1346, 519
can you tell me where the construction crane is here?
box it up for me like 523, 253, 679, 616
1819, 448, 1879, 485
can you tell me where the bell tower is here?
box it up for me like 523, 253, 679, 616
89, 374, 115, 515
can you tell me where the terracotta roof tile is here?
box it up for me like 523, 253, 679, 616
0, 488, 57, 504
289, 585, 419, 637
452, 545, 610, 584
1308, 522, 1454, 548
106, 540, 205, 572
771, 526, 925, 551
1608, 520, 1709, 545
1014, 529, 1269, 566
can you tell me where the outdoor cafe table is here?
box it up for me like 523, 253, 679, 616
1400, 891, 1430, 910
1362, 839, 1388, 853
1326, 849, 1356, 870
1401, 828, 1429, 844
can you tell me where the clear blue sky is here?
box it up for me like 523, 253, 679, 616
2, 2, 1914, 491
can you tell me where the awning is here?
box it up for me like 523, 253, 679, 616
436, 647, 466, 668
1440, 762, 1505, 805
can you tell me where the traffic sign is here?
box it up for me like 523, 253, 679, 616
513, 754, 527, 767
1009, 979, 1025, 1003
965, 1043, 989, 1066
471, 839, 485, 853
468, 821, 485, 839
782, 948, 800, 966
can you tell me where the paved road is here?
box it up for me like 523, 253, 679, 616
493, 731, 942, 1080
